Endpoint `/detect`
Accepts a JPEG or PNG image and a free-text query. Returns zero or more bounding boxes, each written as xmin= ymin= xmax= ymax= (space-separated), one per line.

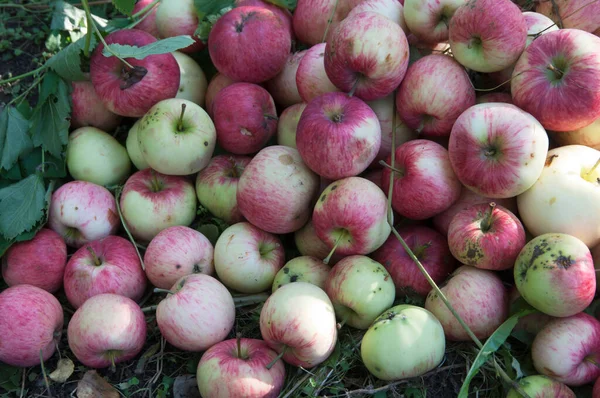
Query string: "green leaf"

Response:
xmin=0 ymin=106 xmax=33 ymax=171
xmin=0 ymin=363 xmax=20 ymax=393
xmin=51 ymin=1 xmax=87 ymax=31
xmin=20 ymin=148 xmax=67 ymax=179
xmin=30 ymin=73 xmax=71 ymax=158
xmin=46 ymin=34 xmax=97 ymax=81
xmin=112 ymin=0 xmax=136 ymax=16
xmin=196 ymin=224 xmax=220 ymax=246
xmin=458 ymin=308 xmax=538 ymax=398
xmin=263 ymin=0 xmax=297 ymax=11
xmin=0 ymin=174 xmax=46 ymax=240
xmin=194 ymin=5 xmax=234 ymax=42
xmin=102 ymin=35 xmax=196 ymax=60
xmin=193 ymin=0 xmax=235 ymax=41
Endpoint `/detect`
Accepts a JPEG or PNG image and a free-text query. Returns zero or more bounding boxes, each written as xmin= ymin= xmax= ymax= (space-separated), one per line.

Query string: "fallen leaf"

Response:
xmin=76 ymin=370 xmax=119 ymax=398
xmin=49 ymin=358 xmax=74 ymax=383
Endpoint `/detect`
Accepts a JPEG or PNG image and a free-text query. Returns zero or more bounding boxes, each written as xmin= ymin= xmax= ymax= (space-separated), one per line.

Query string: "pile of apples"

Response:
xmin=3 ymin=0 xmax=600 ymax=396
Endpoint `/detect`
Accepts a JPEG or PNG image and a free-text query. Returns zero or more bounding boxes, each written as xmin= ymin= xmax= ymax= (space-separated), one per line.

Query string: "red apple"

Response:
xmin=235 ymin=0 xmax=294 ymax=39
xmin=371 ymin=224 xmax=457 ymax=297
xmin=347 ymin=0 xmax=408 ymax=33
xmin=90 ymin=29 xmax=180 ymax=117
xmin=132 ymin=0 xmax=160 ymax=38
xmin=156 ymin=274 xmax=235 ymax=351
xmin=196 ymin=338 xmax=286 ymax=398
xmin=0 ymin=285 xmax=63 ymax=367
xmin=296 ymin=92 xmax=381 ymax=179
xmin=70 ymin=80 xmax=122 ymax=132
xmin=536 ymin=0 xmax=600 ymax=34
xmin=264 ymin=50 xmax=306 ymax=108
xmin=448 ymin=103 xmax=549 ymax=198
xmin=277 ymin=102 xmax=307 ymax=149
xmin=382 ymin=139 xmax=462 ymax=220
xmin=144 ymin=226 xmax=214 ymax=290
xmin=155 ymin=0 xmax=205 ymax=53
xmin=324 ymin=11 xmax=409 ymax=101
xmin=63 ymin=236 xmax=147 ymax=309
xmin=205 ymin=73 xmax=236 ymax=117
xmin=313 ymin=177 xmax=390 ymax=256
xmin=511 ymin=29 xmax=600 ymax=132
xmin=296 ymin=43 xmax=341 ymax=103
xmin=292 ymin=0 xmax=361 ymax=46
xmin=48 ymin=180 xmax=119 ymax=248
xmin=448 ymin=202 xmax=526 ymax=270
xmin=532 ymin=312 xmax=600 ymax=386
xmin=208 ymin=6 xmax=291 ymax=83
xmin=403 ymin=0 xmax=467 ymax=44
xmin=2 ymin=228 xmax=67 ymax=293
xmin=396 ymin=54 xmax=476 ymax=137
xmin=67 ymin=293 xmax=146 ymax=368
xmin=237 ymin=145 xmax=319 ymax=234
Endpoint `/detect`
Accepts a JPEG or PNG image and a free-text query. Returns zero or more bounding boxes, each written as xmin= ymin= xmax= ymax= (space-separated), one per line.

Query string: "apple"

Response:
xmin=292 ymin=0 xmax=361 ymax=46
xmin=403 ymin=0 xmax=467 ymax=44
xmin=313 ymin=177 xmax=390 ymax=256
xmin=264 ymin=50 xmax=305 ymax=108
xmin=324 ymin=11 xmax=409 ymax=101
xmin=172 ymin=51 xmax=208 ymax=107
xmin=506 ymin=375 xmax=576 ymax=398
xmin=195 ymin=154 xmax=252 ymax=225
xmin=448 ymin=103 xmax=549 ymax=198
xmin=234 ymin=0 xmax=294 ymax=39
xmin=371 ymin=224 xmax=456 ymax=297
xmin=425 ymin=265 xmax=509 ymax=341
xmin=212 ymin=83 xmax=278 ymax=155
xmin=205 ymin=73 xmax=236 ymax=117
xmin=382 ymin=139 xmax=462 ymax=220
xmin=66 ymin=126 xmax=131 ymax=186
xmin=214 ymin=222 xmax=285 ymax=293
xmin=347 ymin=0 xmax=408 ymax=32
xmin=366 ymin=93 xmax=417 ymax=166
xmin=509 ymin=287 xmax=556 ymax=338
xmin=196 ymin=337 xmax=286 ymax=398
xmin=120 ymin=169 xmax=197 ymax=242
xmin=0 ymin=284 xmax=64 ymax=367
xmin=48 ymin=180 xmax=119 ymax=248
xmin=155 ymin=0 xmax=205 ymax=53
xmin=517 ymin=145 xmax=600 ymax=248
xmin=432 ymin=186 xmax=518 ymax=237
xmin=296 ymin=43 xmax=341 ymax=103
xmin=272 ymin=256 xmax=330 ymax=292
xmin=156 ymin=274 xmax=235 ymax=351
xmin=2 ymin=228 xmax=67 ymax=293
xmin=324 ymin=255 xmax=395 ymax=329
xmin=131 ymin=0 xmax=160 ymax=38
xmin=360 ymin=304 xmax=445 ymax=380
xmin=523 ymin=11 xmax=559 ymax=48
xmin=475 ymin=92 xmax=513 ymax=105
xmin=144 ymin=226 xmax=214 ymax=290
xmin=125 ymin=119 xmax=150 ymax=170
xmin=536 ymin=0 xmax=600 ymax=33
xmin=237 ymin=145 xmax=320 ymax=234
xmin=67 ymin=293 xmax=146 ymax=368
xmin=137 ymin=98 xmax=216 ymax=175
xmin=514 ymin=233 xmax=596 ymax=318
xmin=259 ymin=282 xmax=337 ymax=368
xmin=90 ymin=29 xmax=180 ymax=118
xmin=550 ymin=117 xmax=600 ymax=150
xmin=208 ymin=6 xmax=291 ymax=83
xmin=296 ymin=92 xmax=381 ymax=179
xmin=70 ymin=80 xmax=122 ymax=132
xmin=277 ymin=103 xmax=307 ymax=149
xmin=294 ymin=219 xmax=343 ymax=264
xmin=511 ymin=29 xmax=600 ymax=132
xmin=448 ymin=202 xmax=526 ymax=271
xmin=64 ymin=236 xmax=147 ymax=309
xmin=448 ymin=0 xmax=527 ymax=73
xmin=396 ymin=54 xmax=475 ymax=137
xmin=532 ymin=312 xmax=600 ymax=386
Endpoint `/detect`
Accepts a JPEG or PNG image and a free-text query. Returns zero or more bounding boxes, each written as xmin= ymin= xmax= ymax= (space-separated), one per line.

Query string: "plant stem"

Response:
xmin=266 ymin=346 xmax=287 ymax=370
xmin=480 ymin=202 xmax=496 ymax=232
xmin=177 ymin=103 xmax=187 ymax=132
xmin=114 ymin=187 xmax=146 ymax=270
xmin=585 ymin=157 xmax=600 ymax=179
xmin=132 ymin=0 xmax=160 ymax=19
xmin=378 ymin=160 xmax=404 ymax=176
xmin=387 ymin=91 xmax=397 ymax=227
xmin=347 ymin=78 xmax=360 ymax=97
xmin=232 ymin=293 xmax=270 ymax=307
xmin=39 ymin=350 xmax=52 ymax=398
xmin=7 ymin=74 xmax=45 ymax=106
xmin=153 ymin=288 xmax=175 ymax=295
xmin=141 ymin=305 xmax=157 ymax=313
xmin=0 ymin=65 xmax=47 ymax=85
xmin=321 ymin=0 xmax=340 ymax=43
xmin=86 ymin=246 xmax=102 ymax=266
xmin=323 ymin=231 xmax=345 ymax=265
xmin=412 ymin=242 xmax=431 ymax=259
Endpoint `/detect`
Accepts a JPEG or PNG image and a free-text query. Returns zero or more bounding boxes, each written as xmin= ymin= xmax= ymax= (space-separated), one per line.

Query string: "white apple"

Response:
xmin=550 ymin=117 xmax=600 ymax=150
xmin=172 ymin=51 xmax=208 ymax=107
xmin=125 ymin=119 xmax=150 ymax=171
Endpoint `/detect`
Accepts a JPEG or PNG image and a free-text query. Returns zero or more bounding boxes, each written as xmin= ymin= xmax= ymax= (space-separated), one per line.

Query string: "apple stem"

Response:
xmin=585 ymin=356 xmax=600 ymax=369
xmin=86 ymin=246 xmax=102 ymax=266
xmin=547 ymin=63 xmax=564 ymax=80
xmin=266 ymin=346 xmax=287 ymax=370
xmin=416 ymin=119 xmax=425 ymax=135
xmin=337 ymin=318 xmax=347 ymax=330
xmin=480 ymin=202 xmax=496 ymax=232
xmin=378 ymin=160 xmax=404 ymax=177
xmin=141 ymin=305 xmax=157 ymax=313
xmin=236 ymin=333 xmax=244 ymax=359
xmin=412 ymin=241 xmax=432 ymax=259
xmin=585 ymin=157 xmax=600 ymax=180
xmin=177 ymin=103 xmax=187 ymax=132
xmin=232 ymin=293 xmax=270 ymax=307
xmin=153 ymin=288 xmax=175 ymax=295
xmin=323 ymin=231 xmax=345 ymax=265
xmin=347 ymin=78 xmax=360 ymax=98
xmin=108 ymin=352 xmax=117 ymax=373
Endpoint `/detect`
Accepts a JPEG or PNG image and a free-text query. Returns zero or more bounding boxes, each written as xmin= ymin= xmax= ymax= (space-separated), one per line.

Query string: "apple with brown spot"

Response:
xmin=272 ymin=256 xmax=330 ymax=292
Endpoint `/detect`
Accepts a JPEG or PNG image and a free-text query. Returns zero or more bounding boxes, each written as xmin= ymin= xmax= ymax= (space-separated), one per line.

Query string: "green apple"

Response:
xmin=277 ymin=103 xmax=307 ymax=149
xmin=506 ymin=375 xmax=575 ymax=398
xmin=360 ymin=304 xmax=445 ymax=381
xmin=272 ymin=256 xmax=330 ymax=292
xmin=172 ymin=51 xmax=208 ymax=107
xmin=66 ymin=126 xmax=131 ymax=186
xmin=125 ymin=119 xmax=149 ymax=171
xmin=324 ymin=255 xmax=395 ymax=329
xmin=137 ymin=98 xmax=216 ymax=176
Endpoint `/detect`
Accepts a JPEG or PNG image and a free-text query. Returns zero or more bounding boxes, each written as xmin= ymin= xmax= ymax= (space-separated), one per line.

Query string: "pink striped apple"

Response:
xmin=70 ymin=80 xmax=122 ymax=132
xmin=403 ymin=0 xmax=467 ymax=44
xmin=292 ymin=0 xmax=361 ymax=46
xmin=536 ymin=0 xmax=600 ymax=34
xmin=205 ymin=73 xmax=236 ymax=117
xmin=131 ymin=0 xmax=159 ymax=38
xmin=155 ymin=0 xmax=205 ymax=53
xmin=235 ymin=0 xmax=294 ymax=38
xmin=264 ymin=50 xmax=306 ymax=108
xmin=296 ymin=43 xmax=341 ymax=103
xmin=347 ymin=0 xmax=408 ymax=32
xmin=294 ymin=219 xmax=344 ymax=264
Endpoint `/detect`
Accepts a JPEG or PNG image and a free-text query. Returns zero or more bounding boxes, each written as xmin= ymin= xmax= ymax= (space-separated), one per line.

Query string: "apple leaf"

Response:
xmin=458 ymin=307 xmax=538 ymax=398
xmin=29 ymin=72 xmax=72 ymax=158
xmin=0 ymin=106 xmax=33 ymax=172
xmin=102 ymin=35 xmax=196 ymax=60
xmin=263 ymin=0 xmax=297 ymax=11
xmin=46 ymin=34 xmax=97 ymax=82
xmin=0 ymin=174 xmax=47 ymax=240
xmin=112 ymin=0 xmax=136 ymax=16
